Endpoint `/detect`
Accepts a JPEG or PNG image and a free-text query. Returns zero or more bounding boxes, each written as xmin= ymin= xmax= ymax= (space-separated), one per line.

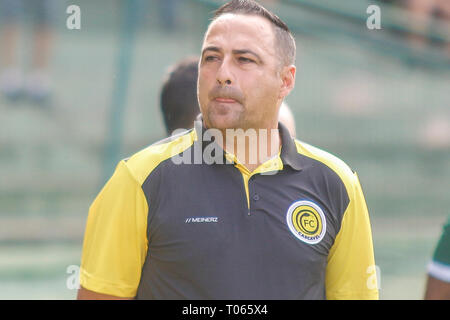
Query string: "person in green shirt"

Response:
xmin=424 ymin=216 xmax=450 ymax=299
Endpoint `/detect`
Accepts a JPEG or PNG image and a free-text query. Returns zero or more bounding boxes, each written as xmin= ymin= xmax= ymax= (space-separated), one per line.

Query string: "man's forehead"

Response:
xmin=203 ymin=13 xmax=275 ymax=48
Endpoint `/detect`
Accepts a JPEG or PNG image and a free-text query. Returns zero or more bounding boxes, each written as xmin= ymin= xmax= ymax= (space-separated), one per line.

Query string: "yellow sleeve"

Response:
xmin=79 ymin=160 xmax=149 ymax=298
xmin=325 ymin=173 xmax=379 ymax=300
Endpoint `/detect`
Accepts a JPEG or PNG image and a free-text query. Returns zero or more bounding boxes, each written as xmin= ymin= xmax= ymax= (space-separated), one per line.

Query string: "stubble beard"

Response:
xmin=205 ymin=101 xmax=247 ymax=131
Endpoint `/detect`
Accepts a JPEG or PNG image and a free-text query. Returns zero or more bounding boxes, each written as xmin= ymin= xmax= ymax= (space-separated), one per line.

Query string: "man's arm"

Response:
xmin=79 ymin=161 xmax=149 ymax=299
xmin=424 ymin=275 xmax=450 ymax=300
xmin=77 ymin=286 xmax=133 ymax=300
xmin=325 ymin=172 xmax=378 ymax=300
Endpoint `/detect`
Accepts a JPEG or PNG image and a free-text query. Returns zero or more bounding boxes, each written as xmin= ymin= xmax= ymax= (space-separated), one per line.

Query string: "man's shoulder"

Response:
xmin=122 ymin=129 xmax=196 ymax=185
xmin=293 ymin=139 xmax=358 ymax=190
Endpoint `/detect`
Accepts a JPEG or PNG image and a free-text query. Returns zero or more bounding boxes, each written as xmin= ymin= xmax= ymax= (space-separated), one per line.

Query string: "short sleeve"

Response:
xmin=325 ymin=173 xmax=379 ymax=300
xmin=79 ymin=160 xmax=149 ymax=298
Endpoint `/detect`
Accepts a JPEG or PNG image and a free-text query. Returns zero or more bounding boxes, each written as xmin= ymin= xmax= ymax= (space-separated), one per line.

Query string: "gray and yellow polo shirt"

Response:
xmin=80 ymin=120 xmax=378 ymax=299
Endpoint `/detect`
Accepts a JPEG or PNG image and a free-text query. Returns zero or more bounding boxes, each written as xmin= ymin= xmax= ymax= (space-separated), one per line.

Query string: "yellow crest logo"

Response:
xmin=286 ymin=200 xmax=326 ymax=244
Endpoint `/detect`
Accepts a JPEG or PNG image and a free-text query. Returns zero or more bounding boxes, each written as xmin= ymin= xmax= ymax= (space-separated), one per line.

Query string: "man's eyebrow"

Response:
xmin=201 ymin=47 xmax=262 ymax=62
xmin=201 ymin=46 xmax=221 ymax=57
xmin=232 ymin=49 xmax=262 ymax=61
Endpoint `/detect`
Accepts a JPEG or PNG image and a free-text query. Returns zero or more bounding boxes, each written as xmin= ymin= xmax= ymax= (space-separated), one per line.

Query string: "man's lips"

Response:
xmin=214 ymin=97 xmax=237 ymax=103
xmin=208 ymin=85 xmax=244 ymax=105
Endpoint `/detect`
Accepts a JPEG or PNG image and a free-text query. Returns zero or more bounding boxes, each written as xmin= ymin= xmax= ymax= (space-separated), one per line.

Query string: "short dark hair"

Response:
xmin=160 ymin=57 xmax=200 ymax=134
xmin=212 ymin=0 xmax=296 ymax=66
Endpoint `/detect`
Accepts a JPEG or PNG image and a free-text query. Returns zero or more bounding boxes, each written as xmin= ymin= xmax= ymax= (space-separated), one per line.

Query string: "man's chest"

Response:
xmin=144 ymin=164 xmax=344 ymax=265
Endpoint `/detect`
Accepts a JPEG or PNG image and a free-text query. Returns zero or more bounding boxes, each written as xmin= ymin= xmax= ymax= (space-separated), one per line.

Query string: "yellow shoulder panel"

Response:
xmin=80 ymin=160 xmax=149 ymax=297
xmin=294 ymin=139 xmax=355 ymax=193
xmin=295 ymin=140 xmax=378 ymax=300
xmin=79 ymin=130 xmax=196 ymax=298
xmin=126 ymin=130 xmax=196 ymax=185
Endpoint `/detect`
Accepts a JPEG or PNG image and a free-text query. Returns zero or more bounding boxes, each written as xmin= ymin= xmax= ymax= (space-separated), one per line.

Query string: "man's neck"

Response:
xmin=219 ymin=126 xmax=281 ymax=173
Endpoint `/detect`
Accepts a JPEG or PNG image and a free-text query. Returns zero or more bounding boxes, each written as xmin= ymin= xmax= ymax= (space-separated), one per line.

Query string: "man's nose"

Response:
xmin=216 ymin=58 xmax=234 ymax=86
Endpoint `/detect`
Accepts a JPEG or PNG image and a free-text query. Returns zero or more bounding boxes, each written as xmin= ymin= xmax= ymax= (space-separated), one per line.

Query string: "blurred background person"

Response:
xmin=160 ymin=56 xmax=296 ymax=137
xmin=278 ymin=100 xmax=296 ymax=138
xmin=406 ymin=0 xmax=450 ymax=56
xmin=424 ymin=216 xmax=450 ymax=299
xmin=0 ymin=0 xmax=55 ymax=104
xmin=160 ymin=56 xmax=200 ymax=135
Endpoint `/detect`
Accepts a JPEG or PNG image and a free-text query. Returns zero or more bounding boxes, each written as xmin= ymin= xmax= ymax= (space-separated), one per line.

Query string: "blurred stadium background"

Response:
xmin=0 ymin=0 xmax=449 ymax=299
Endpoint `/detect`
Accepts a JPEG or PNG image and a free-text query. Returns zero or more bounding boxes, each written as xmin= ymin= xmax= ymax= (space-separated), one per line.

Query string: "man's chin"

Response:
xmin=206 ymin=113 xmax=242 ymax=130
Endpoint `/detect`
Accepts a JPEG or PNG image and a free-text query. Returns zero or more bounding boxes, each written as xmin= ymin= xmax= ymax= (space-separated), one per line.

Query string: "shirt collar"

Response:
xmin=193 ymin=114 xmax=303 ymax=171
xmin=278 ymin=121 xmax=303 ymax=171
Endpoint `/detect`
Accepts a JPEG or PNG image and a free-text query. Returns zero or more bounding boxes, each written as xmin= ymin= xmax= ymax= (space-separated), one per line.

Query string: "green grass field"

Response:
xmin=0 ymin=0 xmax=449 ymax=299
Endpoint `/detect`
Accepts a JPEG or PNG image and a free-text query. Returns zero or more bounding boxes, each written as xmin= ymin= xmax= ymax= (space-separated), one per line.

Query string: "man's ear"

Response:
xmin=279 ymin=65 xmax=296 ymax=100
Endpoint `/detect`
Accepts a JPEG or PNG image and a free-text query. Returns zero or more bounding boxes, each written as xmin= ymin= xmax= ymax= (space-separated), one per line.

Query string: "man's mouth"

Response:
xmin=214 ymin=97 xmax=237 ymax=103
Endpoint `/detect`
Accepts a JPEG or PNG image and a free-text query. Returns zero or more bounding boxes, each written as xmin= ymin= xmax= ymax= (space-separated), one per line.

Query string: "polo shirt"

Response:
xmin=79 ymin=119 xmax=378 ymax=300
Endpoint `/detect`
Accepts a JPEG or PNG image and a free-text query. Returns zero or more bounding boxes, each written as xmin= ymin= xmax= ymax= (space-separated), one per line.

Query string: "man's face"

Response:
xmin=198 ymin=14 xmax=285 ymax=131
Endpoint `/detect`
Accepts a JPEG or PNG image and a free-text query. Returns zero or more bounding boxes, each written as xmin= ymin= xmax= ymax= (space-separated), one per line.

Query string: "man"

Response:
xmin=424 ymin=216 xmax=450 ymax=299
xmin=78 ymin=0 xmax=378 ymax=299
xmin=160 ymin=56 xmax=200 ymax=135
xmin=160 ymin=56 xmax=296 ymax=137
xmin=0 ymin=0 xmax=55 ymax=104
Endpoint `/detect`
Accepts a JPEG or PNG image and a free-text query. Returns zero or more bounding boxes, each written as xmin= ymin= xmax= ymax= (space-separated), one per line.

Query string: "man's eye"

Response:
xmin=239 ymin=57 xmax=254 ymax=63
xmin=205 ymin=56 xmax=218 ymax=62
